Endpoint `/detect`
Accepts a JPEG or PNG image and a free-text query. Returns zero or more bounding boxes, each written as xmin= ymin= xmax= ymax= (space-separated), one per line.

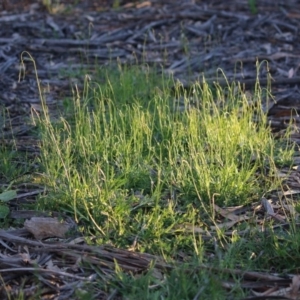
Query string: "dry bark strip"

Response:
xmin=1 ymin=0 xmax=300 ymax=115
xmin=1 ymin=226 xmax=299 ymax=299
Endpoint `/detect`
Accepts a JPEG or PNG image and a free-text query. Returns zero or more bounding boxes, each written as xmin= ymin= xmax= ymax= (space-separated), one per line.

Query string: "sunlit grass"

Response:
xmin=35 ymin=64 xmax=291 ymax=239
xmin=32 ymin=63 xmax=296 ymax=298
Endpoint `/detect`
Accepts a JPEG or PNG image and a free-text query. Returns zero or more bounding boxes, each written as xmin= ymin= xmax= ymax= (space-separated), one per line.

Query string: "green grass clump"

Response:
xmin=35 ymin=64 xmax=293 ymax=252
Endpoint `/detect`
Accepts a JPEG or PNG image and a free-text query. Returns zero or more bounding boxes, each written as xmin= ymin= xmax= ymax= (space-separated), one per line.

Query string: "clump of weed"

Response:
xmin=35 ymin=63 xmax=293 ymax=249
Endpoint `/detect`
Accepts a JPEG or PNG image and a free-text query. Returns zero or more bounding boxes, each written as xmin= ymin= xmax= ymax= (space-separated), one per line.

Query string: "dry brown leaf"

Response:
xmin=211 ymin=220 xmax=242 ymax=231
xmin=288 ymin=275 xmax=300 ymax=299
xmin=24 ymin=217 xmax=73 ymax=240
xmin=261 ymin=198 xmax=286 ymax=223
xmin=214 ymin=204 xmax=249 ymax=222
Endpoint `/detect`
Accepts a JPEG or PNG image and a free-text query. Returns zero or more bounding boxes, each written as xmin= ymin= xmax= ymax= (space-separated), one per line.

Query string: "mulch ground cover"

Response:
xmin=1 ymin=0 xmax=300 ymax=299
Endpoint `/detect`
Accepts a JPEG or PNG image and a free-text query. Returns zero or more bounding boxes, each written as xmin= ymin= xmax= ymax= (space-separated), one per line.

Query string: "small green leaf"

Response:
xmin=0 ymin=204 xmax=9 ymax=218
xmin=0 ymin=190 xmax=17 ymax=202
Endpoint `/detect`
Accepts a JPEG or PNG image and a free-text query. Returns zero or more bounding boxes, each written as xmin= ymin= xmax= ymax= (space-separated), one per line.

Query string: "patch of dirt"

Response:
xmin=1 ymin=0 xmax=300 ymax=298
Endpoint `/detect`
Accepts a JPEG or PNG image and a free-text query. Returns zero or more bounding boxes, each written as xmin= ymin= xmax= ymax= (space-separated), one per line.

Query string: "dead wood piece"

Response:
xmin=174 ymin=76 xmax=300 ymax=91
